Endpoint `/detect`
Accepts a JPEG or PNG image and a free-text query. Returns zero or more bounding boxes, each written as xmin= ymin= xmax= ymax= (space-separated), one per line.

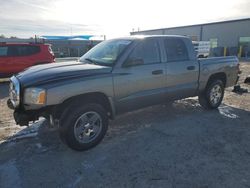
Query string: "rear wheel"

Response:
xmin=59 ymin=103 xmax=108 ymax=151
xmin=199 ymin=80 xmax=224 ymax=109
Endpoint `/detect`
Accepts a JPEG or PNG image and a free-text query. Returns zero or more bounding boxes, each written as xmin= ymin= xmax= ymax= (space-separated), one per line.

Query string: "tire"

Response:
xmin=59 ymin=103 xmax=108 ymax=151
xmin=199 ymin=80 xmax=224 ymax=109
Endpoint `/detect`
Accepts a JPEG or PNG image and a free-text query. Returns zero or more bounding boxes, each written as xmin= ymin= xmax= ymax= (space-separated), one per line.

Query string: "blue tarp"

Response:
xmin=41 ymin=35 xmax=94 ymax=40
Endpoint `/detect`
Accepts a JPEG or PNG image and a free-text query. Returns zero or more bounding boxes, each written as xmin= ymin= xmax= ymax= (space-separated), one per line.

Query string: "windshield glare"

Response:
xmin=79 ymin=39 xmax=132 ymax=66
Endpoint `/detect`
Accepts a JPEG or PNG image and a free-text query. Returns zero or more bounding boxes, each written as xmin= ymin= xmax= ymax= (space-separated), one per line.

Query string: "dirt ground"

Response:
xmin=0 ymin=61 xmax=250 ymax=188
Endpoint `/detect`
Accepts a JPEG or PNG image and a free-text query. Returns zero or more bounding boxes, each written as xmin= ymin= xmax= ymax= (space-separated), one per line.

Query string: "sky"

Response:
xmin=0 ymin=0 xmax=250 ymax=39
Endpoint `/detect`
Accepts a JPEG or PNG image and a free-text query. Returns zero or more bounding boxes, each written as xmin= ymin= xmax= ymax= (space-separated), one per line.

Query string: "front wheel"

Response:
xmin=59 ymin=103 xmax=108 ymax=151
xmin=199 ymin=80 xmax=225 ymax=109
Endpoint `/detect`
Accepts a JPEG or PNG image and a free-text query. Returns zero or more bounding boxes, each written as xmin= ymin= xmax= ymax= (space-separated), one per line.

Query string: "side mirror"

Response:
xmin=123 ymin=58 xmax=144 ymax=67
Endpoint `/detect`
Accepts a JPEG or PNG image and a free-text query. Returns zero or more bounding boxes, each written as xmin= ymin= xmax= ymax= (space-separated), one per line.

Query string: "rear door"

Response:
xmin=163 ymin=38 xmax=199 ymax=99
xmin=113 ymin=38 xmax=166 ymax=113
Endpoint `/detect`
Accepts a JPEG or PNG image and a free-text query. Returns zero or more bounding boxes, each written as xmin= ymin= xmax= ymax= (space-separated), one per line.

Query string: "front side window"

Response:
xmin=164 ymin=38 xmax=189 ymax=62
xmin=80 ymin=39 xmax=132 ymax=66
xmin=0 ymin=46 xmax=8 ymax=56
xmin=128 ymin=39 xmax=160 ymax=65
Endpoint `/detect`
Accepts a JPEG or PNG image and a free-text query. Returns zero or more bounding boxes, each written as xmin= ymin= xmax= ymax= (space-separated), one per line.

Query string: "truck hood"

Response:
xmin=16 ymin=61 xmax=112 ymax=87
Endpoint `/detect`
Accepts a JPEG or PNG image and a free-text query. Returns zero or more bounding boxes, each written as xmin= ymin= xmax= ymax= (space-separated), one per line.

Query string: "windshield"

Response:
xmin=79 ymin=39 xmax=132 ymax=66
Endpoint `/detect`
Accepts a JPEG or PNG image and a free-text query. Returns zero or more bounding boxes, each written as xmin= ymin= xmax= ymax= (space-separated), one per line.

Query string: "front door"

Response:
xmin=113 ymin=38 xmax=166 ymax=114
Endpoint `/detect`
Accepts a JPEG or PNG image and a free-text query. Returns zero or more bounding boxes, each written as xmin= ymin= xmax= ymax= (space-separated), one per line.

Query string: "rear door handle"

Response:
xmin=187 ymin=66 xmax=195 ymax=70
xmin=152 ymin=70 xmax=163 ymax=75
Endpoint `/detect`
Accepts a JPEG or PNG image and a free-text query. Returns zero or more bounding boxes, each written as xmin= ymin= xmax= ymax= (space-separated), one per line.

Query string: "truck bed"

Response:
xmin=198 ymin=56 xmax=239 ymax=91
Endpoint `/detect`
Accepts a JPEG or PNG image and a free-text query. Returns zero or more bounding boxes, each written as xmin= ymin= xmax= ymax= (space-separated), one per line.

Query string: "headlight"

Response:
xmin=9 ymin=76 xmax=20 ymax=108
xmin=24 ymin=88 xmax=46 ymax=105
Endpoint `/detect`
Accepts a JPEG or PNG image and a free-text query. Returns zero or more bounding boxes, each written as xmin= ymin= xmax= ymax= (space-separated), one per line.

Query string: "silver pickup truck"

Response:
xmin=7 ymin=35 xmax=239 ymax=151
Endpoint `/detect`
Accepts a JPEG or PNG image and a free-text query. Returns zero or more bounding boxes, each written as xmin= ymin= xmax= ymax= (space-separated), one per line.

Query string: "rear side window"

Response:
xmin=128 ymin=39 xmax=160 ymax=65
xmin=0 ymin=46 xmax=8 ymax=56
xmin=8 ymin=45 xmax=40 ymax=56
xmin=164 ymin=38 xmax=189 ymax=62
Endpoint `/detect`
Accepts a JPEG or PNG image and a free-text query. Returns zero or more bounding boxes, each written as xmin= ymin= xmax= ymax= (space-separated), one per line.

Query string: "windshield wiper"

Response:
xmin=84 ymin=58 xmax=98 ymax=65
xmin=83 ymin=58 xmax=112 ymax=67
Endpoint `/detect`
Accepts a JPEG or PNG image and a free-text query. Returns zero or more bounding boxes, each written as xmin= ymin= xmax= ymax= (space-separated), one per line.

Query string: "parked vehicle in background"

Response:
xmin=193 ymin=41 xmax=211 ymax=58
xmin=0 ymin=43 xmax=55 ymax=78
xmin=7 ymin=35 xmax=240 ymax=151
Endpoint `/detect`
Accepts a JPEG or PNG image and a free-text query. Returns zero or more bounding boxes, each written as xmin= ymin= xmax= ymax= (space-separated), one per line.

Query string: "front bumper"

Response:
xmin=8 ymin=100 xmax=53 ymax=126
xmin=13 ymin=110 xmax=40 ymax=126
xmin=8 ymin=99 xmax=41 ymax=126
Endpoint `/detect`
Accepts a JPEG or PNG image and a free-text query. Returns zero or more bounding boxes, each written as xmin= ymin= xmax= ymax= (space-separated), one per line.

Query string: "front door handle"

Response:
xmin=152 ymin=70 xmax=163 ymax=75
xmin=187 ymin=66 xmax=195 ymax=70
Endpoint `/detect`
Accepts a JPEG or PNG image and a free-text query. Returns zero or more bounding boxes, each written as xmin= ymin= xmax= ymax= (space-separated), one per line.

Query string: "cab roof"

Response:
xmin=113 ymin=35 xmax=189 ymax=41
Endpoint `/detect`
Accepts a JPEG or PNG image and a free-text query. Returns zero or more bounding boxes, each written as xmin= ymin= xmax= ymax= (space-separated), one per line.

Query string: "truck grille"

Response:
xmin=9 ymin=76 xmax=20 ymax=108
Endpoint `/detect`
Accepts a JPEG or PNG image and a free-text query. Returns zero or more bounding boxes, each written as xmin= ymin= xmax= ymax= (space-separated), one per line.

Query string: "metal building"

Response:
xmin=0 ymin=35 xmax=103 ymax=58
xmin=131 ymin=18 xmax=250 ymax=57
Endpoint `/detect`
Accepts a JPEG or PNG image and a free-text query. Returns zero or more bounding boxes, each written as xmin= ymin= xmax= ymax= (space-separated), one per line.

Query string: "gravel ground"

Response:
xmin=0 ymin=61 xmax=250 ymax=188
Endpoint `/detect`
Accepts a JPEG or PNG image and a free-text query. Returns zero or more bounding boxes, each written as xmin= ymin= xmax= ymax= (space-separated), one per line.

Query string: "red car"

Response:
xmin=0 ymin=43 xmax=55 ymax=78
